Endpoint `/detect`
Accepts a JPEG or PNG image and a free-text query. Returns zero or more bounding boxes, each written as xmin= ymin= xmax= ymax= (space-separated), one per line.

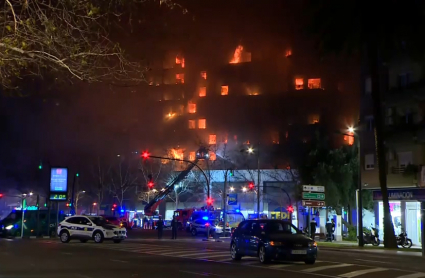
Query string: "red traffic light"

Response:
xmin=0 ymin=193 xmax=3 ymax=198
xmin=206 ymin=197 xmax=213 ymax=206
xmin=141 ymin=151 xmax=150 ymax=159
xmin=66 ymin=203 xmax=70 ymax=207
xmin=248 ymin=182 xmax=255 ymax=191
xmin=113 ymin=204 xmax=117 ymax=208
xmin=148 ymin=181 xmax=154 ymax=189
xmin=287 ymin=205 xmax=294 ymax=213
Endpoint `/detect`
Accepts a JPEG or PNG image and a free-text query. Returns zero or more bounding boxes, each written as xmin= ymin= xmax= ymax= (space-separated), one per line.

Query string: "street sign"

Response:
xmin=302 ymin=200 xmax=325 ymax=207
xmin=302 ymin=192 xmax=325 ymax=200
xmin=228 ymin=193 xmax=238 ymax=205
xmin=303 ymin=185 xmax=325 ymax=192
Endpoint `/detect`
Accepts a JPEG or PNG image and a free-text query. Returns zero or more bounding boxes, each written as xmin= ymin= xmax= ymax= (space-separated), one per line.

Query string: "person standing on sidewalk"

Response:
xmin=157 ymin=216 xmax=164 ymax=239
xmin=310 ymin=217 xmax=317 ymax=240
xmin=171 ymin=215 xmax=177 ymax=239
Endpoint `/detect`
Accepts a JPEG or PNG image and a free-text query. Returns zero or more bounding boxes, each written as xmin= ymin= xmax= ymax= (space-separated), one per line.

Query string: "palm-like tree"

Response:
xmin=303 ymin=0 xmax=425 ymax=248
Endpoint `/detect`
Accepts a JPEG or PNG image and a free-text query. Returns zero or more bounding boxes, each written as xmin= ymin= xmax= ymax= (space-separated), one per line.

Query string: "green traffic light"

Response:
xmin=38 ymin=165 xmax=42 ymax=170
xmin=76 ymin=173 xmax=79 ymax=177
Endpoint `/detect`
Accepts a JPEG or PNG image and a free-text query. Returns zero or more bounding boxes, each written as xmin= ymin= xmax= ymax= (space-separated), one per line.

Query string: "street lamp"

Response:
xmin=242 ymin=187 xmax=247 ymax=193
xmin=229 ymin=186 xmax=235 ymax=192
xmin=247 ymin=147 xmax=254 ymax=154
xmin=244 ymin=146 xmax=261 ymax=218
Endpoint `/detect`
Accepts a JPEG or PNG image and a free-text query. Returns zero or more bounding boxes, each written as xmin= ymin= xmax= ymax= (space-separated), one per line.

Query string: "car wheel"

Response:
xmin=59 ymin=231 xmax=70 ymax=243
xmin=113 ymin=239 xmax=122 ymax=243
xmin=230 ymin=242 xmax=242 ymax=260
xmin=305 ymin=258 xmax=316 ymax=265
xmin=80 ymin=239 xmax=88 ymax=243
xmin=258 ymin=245 xmax=270 ymax=264
xmin=93 ymin=231 xmax=104 ymax=243
xmin=191 ymin=228 xmax=197 ymax=236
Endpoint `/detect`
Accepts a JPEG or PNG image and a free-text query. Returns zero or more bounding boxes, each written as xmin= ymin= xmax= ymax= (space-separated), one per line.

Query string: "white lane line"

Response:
xmin=268 ymin=264 xmax=293 ymax=268
xmin=355 ymin=259 xmax=391 ymax=264
xmin=110 ymin=259 xmax=128 ymax=263
xmin=200 ymin=253 xmax=230 ymax=259
xmin=242 ymin=260 xmax=259 ymax=265
xmin=339 ymin=267 xmax=387 ymax=277
xmin=216 ymin=258 xmax=233 ymax=262
xmin=397 ymin=273 xmax=425 ymax=278
xmin=179 ymin=251 xmax=225 ymax=257
xmin=304 ymin=264 xmax=353 ymax=273
xmin=161 ymin=250 xmax=201 ymax=255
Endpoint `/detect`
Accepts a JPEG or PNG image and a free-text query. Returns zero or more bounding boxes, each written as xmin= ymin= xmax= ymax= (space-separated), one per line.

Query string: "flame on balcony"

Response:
xmin=176 ymin=56 xmax=185 ymax=68
xmin=169 ymin=148 xmax=184 ymax=160
xmin=229 ymin=45 xmax=244 ymax=64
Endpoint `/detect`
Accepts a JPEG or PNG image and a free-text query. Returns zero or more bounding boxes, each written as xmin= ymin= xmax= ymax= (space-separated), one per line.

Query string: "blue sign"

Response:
xmin=373 ymin=188 xmax=425 ymax=201
xmin=228 ymin=193 xmax=238 ymax=205
xmin=50 ymin=168 xmax=68 ymax=192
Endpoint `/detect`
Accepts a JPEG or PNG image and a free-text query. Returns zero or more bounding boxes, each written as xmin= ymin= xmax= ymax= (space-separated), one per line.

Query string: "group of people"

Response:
xmin=142 ymin=216 xmax=155 ymax=229
xmin=308 ymin=217 xmax=335 ymax=241
xmin=156 ymin=215 xmax=178 ymax=240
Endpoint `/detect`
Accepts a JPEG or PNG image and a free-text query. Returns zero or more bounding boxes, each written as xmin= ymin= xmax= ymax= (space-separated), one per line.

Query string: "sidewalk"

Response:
xmin=317 ymin=241 xmax=423 ymax=256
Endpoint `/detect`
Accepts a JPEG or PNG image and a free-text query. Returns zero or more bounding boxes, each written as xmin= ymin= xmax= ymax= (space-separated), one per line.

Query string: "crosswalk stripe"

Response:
xmin=161 ymin=250 xmax=201 ymax=255
xmin=216 ymin=258 xmax=233 ymax=262
xmin=179 ymin=251 xmax=225 ymax=257
xmin=269 ymin=264 xmax=292 ymax=268
xmin=339 ymin=267 xmax=387 ymax=277
xmin=303 ymin=263 xmax=352 ymax=273
xmin=200 ymin=253 xmax=230 ymax=259
xmin=397 ymin=273 xmax=425 ymax=278
xmin=242 ymin=260 xmax=258 ymax=265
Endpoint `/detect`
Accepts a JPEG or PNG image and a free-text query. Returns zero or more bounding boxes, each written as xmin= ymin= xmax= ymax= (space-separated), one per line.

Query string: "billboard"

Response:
xmin=49 ymin=168 xmax=68 ymax=201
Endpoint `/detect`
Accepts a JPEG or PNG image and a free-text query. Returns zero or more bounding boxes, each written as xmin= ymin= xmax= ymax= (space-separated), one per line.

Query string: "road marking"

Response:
xmin=110 ymin=259 xmax=128 ymax=263
xmin=269 ymin=264 xmax=293 ymax=268
xmin=304 ymin=263 xmax=352 ymax=273
xmin=216 ymin=258 xmax=233 ymax=262
xmin=179 ymin=270 xmax=209 ymax=276
xmin=200 ymin=253 xmax=230 ymax=259
xmin=161 ymin=250 xmax=201 ymax=255
xmin=339 ymin=267 xmax=387 ymax=277
xmin=242 ymin=260 xmax=258 ymax=265
xmin=355 ymin=259 xmax=391 ymax=264
xmin=61 ymin=252 xmax=73 ymax=255
xmin=397 ymin=273 xmax=425 ymax=278
xmin=179 ymin=251 xmax=225 ymax=257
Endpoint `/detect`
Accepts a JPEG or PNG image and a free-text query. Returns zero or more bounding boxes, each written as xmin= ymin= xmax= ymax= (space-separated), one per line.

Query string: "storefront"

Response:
xmin=373 ymin=188 xmax=423 ymax=245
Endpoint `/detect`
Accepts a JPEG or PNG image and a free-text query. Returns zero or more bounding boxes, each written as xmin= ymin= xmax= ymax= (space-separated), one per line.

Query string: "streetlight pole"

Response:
xmin=257 ymin=149 xmax=260 ymax=218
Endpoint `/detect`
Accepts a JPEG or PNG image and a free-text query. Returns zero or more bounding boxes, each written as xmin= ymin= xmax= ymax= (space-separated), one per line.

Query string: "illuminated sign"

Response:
xmin=228 ymin=194 xmax=238 ymax=205
xmin=49 ymin=167 xmax=68 ymax=201
xmin=49 ymin=193 xmax=67 ymax=201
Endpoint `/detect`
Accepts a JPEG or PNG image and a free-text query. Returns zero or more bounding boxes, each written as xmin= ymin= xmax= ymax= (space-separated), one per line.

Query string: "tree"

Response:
xmin=167 ymin=171 xmax=196 ymax=209
xmin=92 ymin=156 xmax=111 ymax=212
xmin=109 ymin=156 xmax=138 ymax=209
xmin=302 ymin=0 xmax=425 ymax=247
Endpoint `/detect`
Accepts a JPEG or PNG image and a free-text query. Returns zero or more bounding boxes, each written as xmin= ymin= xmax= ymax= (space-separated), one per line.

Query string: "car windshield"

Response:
xmin=89 ymin=217 xmax=107 ymax=226
xmin=263 ymin=221 xmax=299 ymax=235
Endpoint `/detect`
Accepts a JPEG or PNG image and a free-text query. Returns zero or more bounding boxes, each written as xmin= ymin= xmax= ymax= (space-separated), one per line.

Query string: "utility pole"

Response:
xmin=223 ymin=170 xmax=228 ymax=236
xmin=356 ymin=132 xmax=364 ymax=247
xmin=36 ymin=194 xmax=40 ymax=237
xmin=71 ymin=173 xmax=77 ymax=215
xmin=257 ymin=147 xmax=261 ymax=218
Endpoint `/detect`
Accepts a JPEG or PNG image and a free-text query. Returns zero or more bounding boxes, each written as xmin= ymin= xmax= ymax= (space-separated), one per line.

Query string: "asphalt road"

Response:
xmin=1 ymin=236 xmax=425 ymax=278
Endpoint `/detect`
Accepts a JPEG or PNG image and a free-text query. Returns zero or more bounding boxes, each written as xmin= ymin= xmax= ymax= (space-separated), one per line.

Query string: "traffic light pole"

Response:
xmin=71 ymin=174 xmax=76 ymax=215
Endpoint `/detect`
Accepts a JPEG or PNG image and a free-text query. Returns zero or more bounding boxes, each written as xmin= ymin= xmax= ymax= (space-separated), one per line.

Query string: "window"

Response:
xmin=188 ymin=120 xmax=196 ymax=129
xmin=295 ymin=78 xmax=304 ymax=90
xmin=209 ymin=134 xmax=217 ymax=145
xmin=308 ymin=114 xmax=320 ymax=124
xmin=198 ymin=119 xmax=206 ymax=129
xmin=365 ymin=77 xmax=372 ymax=94
xmin=221 ymin=85 xmax=229 ymax=96
xmin=176 ymin=56 xmax=185 ymax=68
xmin=199 ymin=87 xmax=206 ymax=97
xmin=176 ymin=73 xmax=185 ymax=84
xmin=308 ymin=78 xmax=321 ymax=89
xmin=209 ymin=151 xmax=216 ymax=161
xmin=188 ymin=102 xmax=196 ymax=114
xmin=200 ymin=71 xmax=207 ymax=80
xmin=365 ymin=154 xmax=375 ymax=170
xmin=189 ymin=152 xmax=196 ymax=161
xmin=285 ymin=48 xmax=292 ymax=57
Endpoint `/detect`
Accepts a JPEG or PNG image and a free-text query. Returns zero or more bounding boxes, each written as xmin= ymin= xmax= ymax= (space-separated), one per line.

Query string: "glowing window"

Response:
xmin=201 ymin=71 xmax=207 ymax=80
xmin=209 ymin=134 xmax=217 ymax=145
xmin=308 ymin=78 xmax=321 ymax=89
xmin=188 ymin=120 xmax=196 ymax=129
xmin=189 ymin=151 xmax=196 ymax=161
xmin=198 ymin=119 xmax=206 ymax=129
xmin=176 ymin=56 xmax=185 ymax=68
xmin=308 ymin=115 xmax=320 ymax=124
xmin=295 ymin=78 xmax=304 ymax=90
xmin=221 ymin=86 xmax=229 ymax=96
xmin=209 ymin=151 xmax=216 ymax=161
xmin=344 ymin=132 xmax=354 ymax=146
xmin=176 ymin=73 xmax=185 ymax=84
xmin=285 ymin=49 xmax=292 ymax=57
xmin=188 ymin=102 xmax=196 ymax=114
xmin=199 ymin=87 xmax=206 ymax=97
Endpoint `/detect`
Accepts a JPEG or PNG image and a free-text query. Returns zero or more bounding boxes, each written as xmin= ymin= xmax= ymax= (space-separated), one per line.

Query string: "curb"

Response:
xmin=318 ymin=247 xmax=422 ymax=256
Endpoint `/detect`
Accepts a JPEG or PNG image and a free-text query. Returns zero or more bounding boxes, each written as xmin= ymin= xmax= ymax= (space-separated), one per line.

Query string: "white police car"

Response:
xmin=57 ymin=215 xmax=127 ymax=243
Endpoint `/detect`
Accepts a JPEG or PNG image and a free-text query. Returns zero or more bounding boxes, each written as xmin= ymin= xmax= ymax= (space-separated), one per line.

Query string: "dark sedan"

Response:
xmin=230 ymin=219 xmax=318 ymax=264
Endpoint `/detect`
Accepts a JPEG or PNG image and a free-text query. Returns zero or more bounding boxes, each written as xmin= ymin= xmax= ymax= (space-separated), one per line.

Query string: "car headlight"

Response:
xmin=269 ymin=241 xmax=283 ymax=246
xmin=5 ymin=225 xmax=13 ymax=230
xmin=309 ymin=241 xmax=318 ymax=248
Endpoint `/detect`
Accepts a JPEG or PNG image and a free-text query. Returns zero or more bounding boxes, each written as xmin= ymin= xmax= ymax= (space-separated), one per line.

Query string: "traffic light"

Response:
xmin=113 ymin=204 xmax=117 ymax=208
xmin=76 ymin=173 xmax=79 ymax=177
xmin=229 ymin=169 xmax=234 ymax=176
xmin=0 ymin=193 xmax=3 ymax=198
xmin=38 ymin=164 xmax=42 ymax=170
xmin=287 ymin=205 xmax=294 ymax=213
xmin=206 ymin=197 xmax=213 ymax=206
xmin=141 ymin=151 xmax=150 ymax=159
xmin=248 ymin=182 xmax=255 ymax=191
xmin=66 ymin=203 xmax=70 ymax=207
xmin=147 ymin=174 xmax=154 ymax=189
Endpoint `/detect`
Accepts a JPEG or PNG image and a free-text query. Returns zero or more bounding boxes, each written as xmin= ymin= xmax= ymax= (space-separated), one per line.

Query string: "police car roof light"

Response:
xmin=202 ymin=216 xmax=209 ymax=220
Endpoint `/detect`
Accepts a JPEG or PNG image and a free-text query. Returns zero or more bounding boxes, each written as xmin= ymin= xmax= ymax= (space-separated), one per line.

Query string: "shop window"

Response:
xmin=199 ymin=87 xmax=206 ymax=97
xmin=176 ymin=56 xmax=185 ymax=68
xmin=295 ymin=78 xmax=304 ymax=90
xmin=189 ymin=151 xmax=196 ymax=161
xmin=188 ymin=102 xmax=196 ymax=114
xmin=188 ymin=120 xmax=196 ymax=129
xmin=176 ymin=73 xmax=185 ymax=84
xmin=209 ymin=134 xmax=217 ymax=145
xmin=201 ymin=71 xmax=207 ymax=80
xmin=221 ymin=85 xmax=229 ymax=96
xmin=308 ymin=78 xmax=321 ymax=89
xmin=198 ymin=119 xmax=206 ymax=129
xmin=209 ymin=151 xmax=216 ymax=161
xmin=365 ymin=154 xmax=375 ymax=170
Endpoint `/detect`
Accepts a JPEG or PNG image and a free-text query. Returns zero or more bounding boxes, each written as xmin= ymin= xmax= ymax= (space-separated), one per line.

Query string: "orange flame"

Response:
xmin=230 ymin=45 xmax=244 ymax=64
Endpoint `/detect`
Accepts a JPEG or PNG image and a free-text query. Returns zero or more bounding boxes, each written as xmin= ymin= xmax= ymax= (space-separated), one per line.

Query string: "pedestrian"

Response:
xmin=310 ymin=217 xmax=317 ymax=240
xmin=143 ymin=216 xmax=148 ymax=229
xmin=171 ymin=215 xmax=177 ymax=239
xmin=150 ymin=217 xmax=154 ymax=230
xmin=331 ymin=218 xmax=336 ymax=241
xmin=325 ymin=218 xmax=333 ymax=242
xmin=157 ymin=216 xmax=164 ymax=239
